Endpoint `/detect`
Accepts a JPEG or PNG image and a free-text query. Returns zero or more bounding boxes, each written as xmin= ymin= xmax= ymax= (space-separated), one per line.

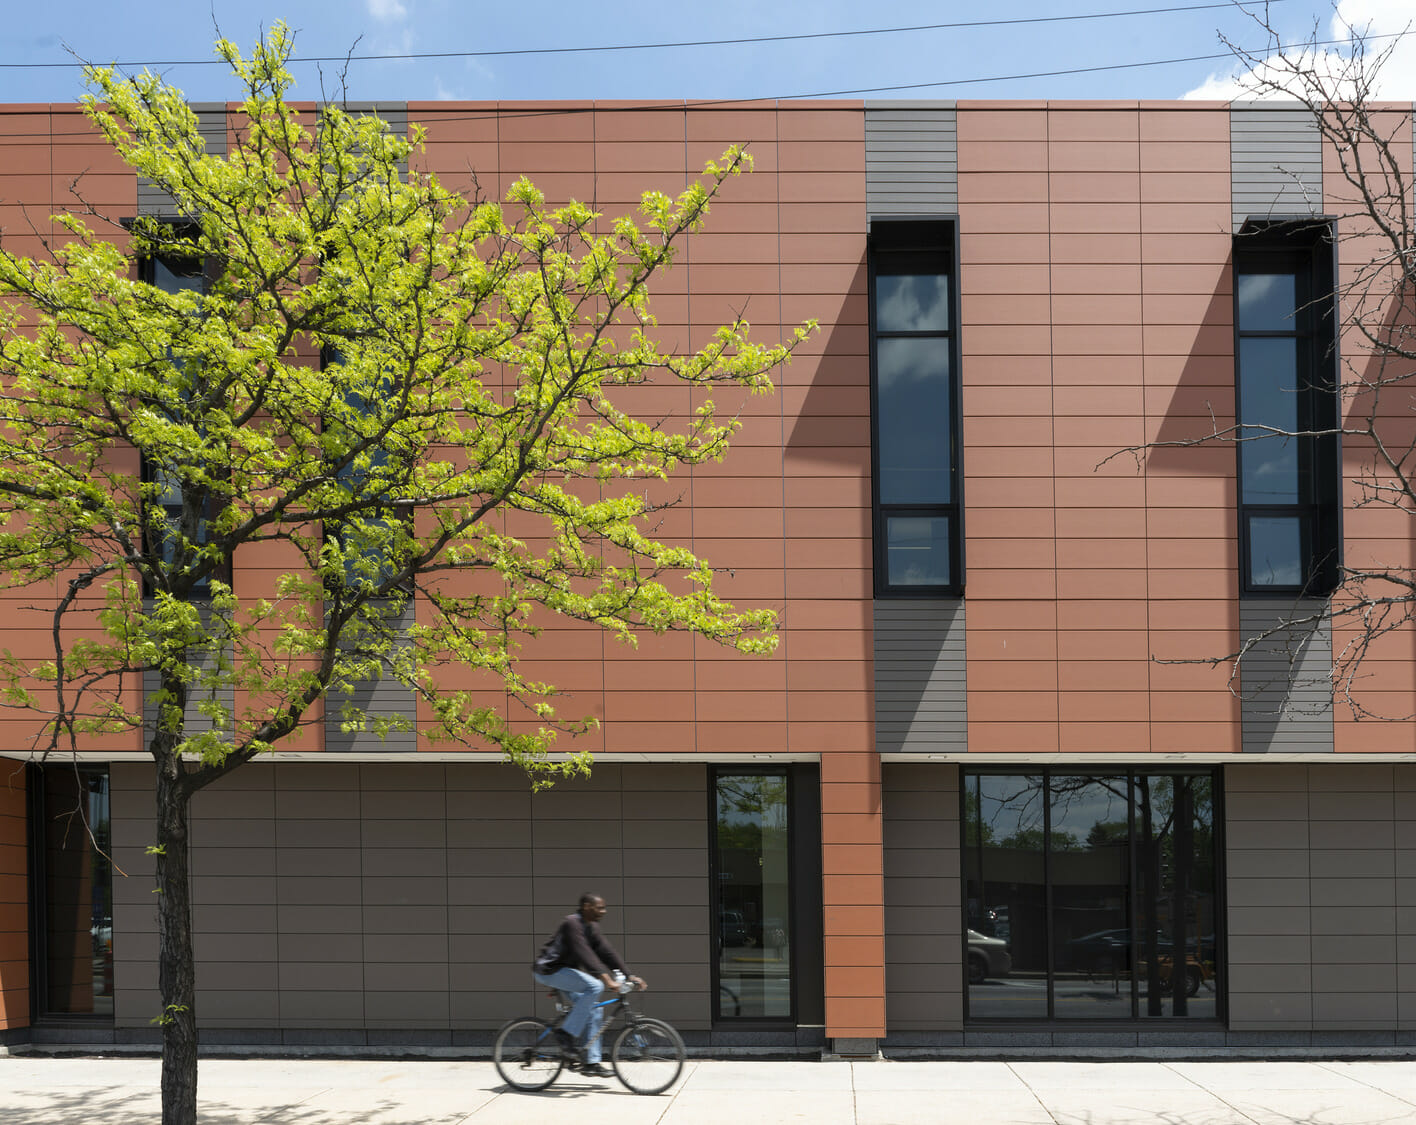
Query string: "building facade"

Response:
xmin=3 ymin=95 xmax=1416 ymax=1055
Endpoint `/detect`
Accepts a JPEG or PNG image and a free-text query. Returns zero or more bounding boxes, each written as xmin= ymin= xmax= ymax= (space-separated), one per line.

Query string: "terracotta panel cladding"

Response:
xmin=955 ymin=103 xmax=1244 ymax=756
xmin=1330 ymin=109 xmax=1415 ymax=746
xmin=0 ymin=765 xmax=26 ymax=1030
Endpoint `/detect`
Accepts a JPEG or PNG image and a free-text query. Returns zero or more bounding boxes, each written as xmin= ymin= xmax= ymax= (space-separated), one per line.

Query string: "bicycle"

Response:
xmin=493 ymin=981 xmax=686 ymax=1096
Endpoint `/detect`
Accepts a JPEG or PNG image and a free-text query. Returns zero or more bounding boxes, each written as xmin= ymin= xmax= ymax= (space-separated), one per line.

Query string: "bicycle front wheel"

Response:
xmin=611 ymin=1017 xmax=685 ymax=1095
xmin=493 ymin=1016 xmax=564 ymax=1091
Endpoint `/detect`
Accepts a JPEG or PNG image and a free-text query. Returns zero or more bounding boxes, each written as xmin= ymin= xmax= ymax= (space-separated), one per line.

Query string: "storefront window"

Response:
xmin=714 ymin=772 xmax=792 ymax=1019
xmin=964 ymin=770 xmax=1218 ymax=1021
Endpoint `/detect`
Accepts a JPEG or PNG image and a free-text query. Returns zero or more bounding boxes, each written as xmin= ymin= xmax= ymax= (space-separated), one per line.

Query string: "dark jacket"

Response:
xmin=535 ymin=911 xmax=629 ymax=977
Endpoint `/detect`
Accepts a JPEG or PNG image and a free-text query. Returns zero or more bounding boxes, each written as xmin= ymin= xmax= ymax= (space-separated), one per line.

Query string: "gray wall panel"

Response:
xmin=141 ymin=606 xmax=234 ymax=748
xmin=865 ymin=103 xmax=957 ymax=215
xmin=137 ymin=105 xmax=229 ymax=217
xmin=1230 ymin=103 xmax=1324 ymax=231
xmin=875 ymin=599 xmax=967 ymax=752
xmin=109 ymin=759 xmax=712 ymax=1036
xmin=882 ymin=763 xmax=962 ymax=1032
xmin=1226 ymin=763 xmax=1412 ymax=1032
xmin=1239 ymin=599 xmax=1334 ymax=753
xmin=325 ymin=604 xmax=417 ymax=753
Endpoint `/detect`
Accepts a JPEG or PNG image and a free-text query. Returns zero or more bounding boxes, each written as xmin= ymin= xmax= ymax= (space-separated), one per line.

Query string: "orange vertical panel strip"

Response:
xmin=820 ymin=750 xmax=883 ymax=1037
xmin=0 ymin=767 xmax=29 ymax=1031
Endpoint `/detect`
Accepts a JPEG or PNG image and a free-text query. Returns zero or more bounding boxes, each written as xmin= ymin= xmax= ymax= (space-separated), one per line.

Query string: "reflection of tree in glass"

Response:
xmin=1086 ymin=821 xmax=1128 ymax=848
xmin=716 ymin=775 xmax=787 ymax=850
xmin=962 ymin=787 xmax=993 ymax=846
xmin=970 ymin=771 xmax=1216 ymax=1016
xmin=998 ymin=826 xmax=1082 ymax=852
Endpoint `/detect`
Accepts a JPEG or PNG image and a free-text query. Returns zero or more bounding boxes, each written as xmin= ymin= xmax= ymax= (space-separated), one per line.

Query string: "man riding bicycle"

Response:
xmin=533 ymin=893 xmax=647 ymax=1078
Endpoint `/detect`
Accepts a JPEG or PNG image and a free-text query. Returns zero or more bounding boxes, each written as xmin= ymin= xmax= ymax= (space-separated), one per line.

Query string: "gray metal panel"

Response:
xmin=331 ymin=101 xmax=409 ymax=180
xmin=1239 ymin=599 xmax=1334 ymax=753
xmin=325 ymin=603 xmax=417 ymax=753
xmin=336 ymin=102 xmax=408 ymax=139
xmin=140 ymin=603 xmax=233 ymax=746
xmin=875 ymin=599 xmax=967 ymax=752
xmin=111 ymin=759 xmax=713 ymax=1034
xmin=865 ymin=105 xmax=957 ymax=216
xmin=883 ymin=763 xmax=962 ymax=1031
xmin=1230 ymin=103 xmax=1324 ymax=231
xmin=137 ymin=106 xmax=227 ymax=217
xmin=1226 ymin=763 xmax=1411 ymax=1032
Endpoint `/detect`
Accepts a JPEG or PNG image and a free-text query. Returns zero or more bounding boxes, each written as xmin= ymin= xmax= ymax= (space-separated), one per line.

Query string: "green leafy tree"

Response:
xmin=0 ymin=27 xmax=811 ymax=1125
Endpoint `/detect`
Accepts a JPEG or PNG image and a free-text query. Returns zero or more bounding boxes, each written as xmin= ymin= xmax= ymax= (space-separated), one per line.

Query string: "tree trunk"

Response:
xmin=155 ymin=754 xmax=198 ymax=1125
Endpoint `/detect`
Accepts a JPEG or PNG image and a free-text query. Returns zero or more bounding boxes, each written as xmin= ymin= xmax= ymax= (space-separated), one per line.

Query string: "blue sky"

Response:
xmin=0 ymin=0 xmax=1411 ymax=105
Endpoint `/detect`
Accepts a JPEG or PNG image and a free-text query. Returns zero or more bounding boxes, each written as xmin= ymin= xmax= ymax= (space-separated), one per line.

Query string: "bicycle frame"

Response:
xmin=548 ymin=988 xmax=634 ymax=1056
xmin=495 ymin=982 xmax=686 ymax=1096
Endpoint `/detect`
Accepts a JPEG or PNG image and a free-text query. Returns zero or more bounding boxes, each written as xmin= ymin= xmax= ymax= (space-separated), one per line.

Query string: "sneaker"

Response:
xmin=553 ymin=1028 xmax=580 ymax=1060
xmin=579 ymin=1063 xmax=613 ymax=1078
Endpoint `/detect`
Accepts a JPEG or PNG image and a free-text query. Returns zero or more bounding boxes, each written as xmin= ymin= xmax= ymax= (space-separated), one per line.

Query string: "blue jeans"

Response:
xmin=534 ymin=966 xmax=606 ymax=1063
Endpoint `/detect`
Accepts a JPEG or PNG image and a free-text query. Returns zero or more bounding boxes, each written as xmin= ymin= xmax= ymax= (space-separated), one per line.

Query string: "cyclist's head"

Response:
xmin=579 ymin=893 xmax=607 ymax=921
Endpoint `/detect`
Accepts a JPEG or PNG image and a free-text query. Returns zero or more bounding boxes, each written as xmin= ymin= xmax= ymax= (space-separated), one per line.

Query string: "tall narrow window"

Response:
xmin=139 ymin=249 xmax=223 ymax=596
xmin=31 ymin=764 xmax=113 ymax=1019
xmin=320 ymin=347 xmax=410 ymax=597
xmin=1234 ymin=222 xmax=1340 ymax=595
xmin=713 ymin=771 xmax=792 ymax=1020
xmin=869 ymin=220 xmax=962 ymax=595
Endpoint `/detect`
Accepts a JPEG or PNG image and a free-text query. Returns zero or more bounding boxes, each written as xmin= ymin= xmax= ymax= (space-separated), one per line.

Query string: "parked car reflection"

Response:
xmin=967 ymin=929 xmax=1012 ymax=984
xmin=1061 ymin=928 xmax=1214 ymax=996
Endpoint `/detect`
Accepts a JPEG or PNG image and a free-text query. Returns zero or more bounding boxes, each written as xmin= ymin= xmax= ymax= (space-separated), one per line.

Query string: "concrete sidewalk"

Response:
xmin=6 ymin=1054 xmax=1416 ymax=1124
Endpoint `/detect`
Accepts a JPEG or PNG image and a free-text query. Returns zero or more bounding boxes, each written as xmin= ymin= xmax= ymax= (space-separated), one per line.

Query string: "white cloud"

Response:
xmin=1183 ymin=0 xmax=1416 ymax=101
xmin=367 ymin=0 xmax=409 ymax=22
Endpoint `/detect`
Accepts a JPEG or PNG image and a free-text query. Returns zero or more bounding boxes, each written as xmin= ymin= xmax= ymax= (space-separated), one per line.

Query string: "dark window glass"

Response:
xmin=1234 ymin=225 xmax=1339 ymax=595
xmin=1236 ymin=271 xmax=1297 ymax=331
xmin=874 ymin=273 xmax=950 ymax=333
xmin=1247 ymin=514 xmax=1305 ymax=588
xmin=1238 ymin=338 xmax=1299 ymax=503
xmin=1051 ymin=776 xmax=1131 ymax=1019
xmin=964 ymin=774 xmax=1046 ymax=1019
xmin=886 ymin=515 xmax=951 ymax=587
xmin=39 ymin=766 xmax=113 ymax=1018
xmin=877 ymin=338 xmax=951 ymax=504
xmin=964 ymin=769 xmax=1220 ymax=1021
xmin=714 ymin=772 xmax=791 ymax=1020
xmin=1133 ymin=775 xmax=1217 ymax=1019
xmin=151 ymin=255 xmax=204 ymax=297
xmin=870 ymin=222 xmax=961 ymax=595
xmin=141 ymin=251 xmax=218 ymax=596
xmin=322 ymin=350 xmax=408 ymax=596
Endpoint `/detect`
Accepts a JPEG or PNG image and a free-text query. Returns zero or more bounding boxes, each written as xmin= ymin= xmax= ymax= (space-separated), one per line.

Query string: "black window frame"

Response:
xmin=27 ymin=762 xmax=115 ymax=1025
xmin=1233 ymin=220 xmax=1341 ymax=597
xmin=318 ymin=344 xmax=415 ymax=599
xmin=708 ymin=764 xmax=823 ymax=1028
xmin=868 ymin=218 xmax=964 ymax=597
xmin=960 ymin=767 xmax=1225 ymax=1024
xmin=135 ymin=237 xmax=228 ymax=598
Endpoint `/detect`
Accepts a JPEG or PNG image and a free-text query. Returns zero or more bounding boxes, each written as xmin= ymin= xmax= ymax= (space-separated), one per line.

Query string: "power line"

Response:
xmin=0 ymin=28 xmax=1401 ymax=136
xmin=0 ymin=0 xmax=1293 ymax=70
xmin=786 ymin=31 xmax=1410 ymax=99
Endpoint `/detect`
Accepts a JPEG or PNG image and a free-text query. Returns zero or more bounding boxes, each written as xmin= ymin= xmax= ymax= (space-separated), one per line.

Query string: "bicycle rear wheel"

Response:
xmin=493 ymin=1016 xmax=564 ymax=1091
xmin=610 ymin=1017 xmax=685 ymax=1095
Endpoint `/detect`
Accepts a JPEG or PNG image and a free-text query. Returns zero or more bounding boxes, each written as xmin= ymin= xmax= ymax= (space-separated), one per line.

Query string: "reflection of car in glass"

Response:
xmin=719 ymin=910 xmax=750 ymax=948
xmin=1063 ymin=929 xmax=1213 ymax=996
xmin=1062 ymin=928 xmax=1132 ymax=973
xmin=966 ymin=929 xmax=1011 ymax=984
